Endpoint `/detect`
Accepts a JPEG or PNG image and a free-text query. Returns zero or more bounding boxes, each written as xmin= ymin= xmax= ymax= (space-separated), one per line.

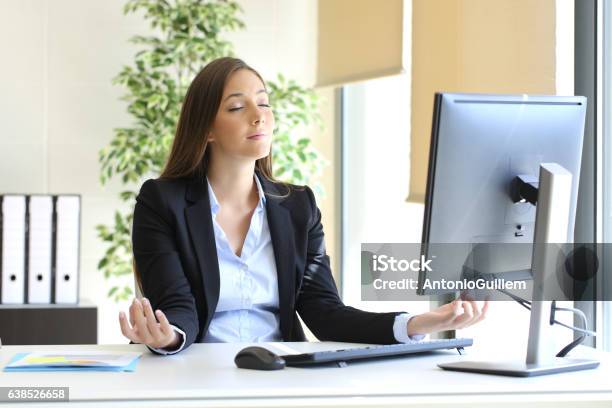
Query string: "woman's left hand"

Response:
xmin=407 ymin=299 xmax=488 ymax=336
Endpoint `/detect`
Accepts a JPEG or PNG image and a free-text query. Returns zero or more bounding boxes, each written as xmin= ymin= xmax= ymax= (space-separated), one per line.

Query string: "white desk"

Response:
xmin=0 ymin=341 xmax=611 ymax=407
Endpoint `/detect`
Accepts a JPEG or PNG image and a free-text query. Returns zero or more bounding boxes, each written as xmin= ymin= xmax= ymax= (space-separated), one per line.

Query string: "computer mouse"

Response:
xmin=234 ymin=346 xmax=286 ymax=370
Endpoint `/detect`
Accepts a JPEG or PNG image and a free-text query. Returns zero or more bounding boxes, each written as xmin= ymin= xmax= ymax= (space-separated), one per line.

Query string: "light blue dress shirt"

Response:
xmin=202 ymin=173 xmax=282 ymax=342
xmin=152 ymin=174 xmax=422 ymax=354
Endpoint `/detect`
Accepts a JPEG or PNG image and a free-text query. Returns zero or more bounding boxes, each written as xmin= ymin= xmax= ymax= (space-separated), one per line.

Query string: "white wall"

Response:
xmin=0 ymin=0 xmax=321 ymax=344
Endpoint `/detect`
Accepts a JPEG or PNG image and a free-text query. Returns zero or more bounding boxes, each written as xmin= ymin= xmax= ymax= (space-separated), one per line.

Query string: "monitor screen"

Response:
xmin=419 ymin=93 xmax=586 ymax=296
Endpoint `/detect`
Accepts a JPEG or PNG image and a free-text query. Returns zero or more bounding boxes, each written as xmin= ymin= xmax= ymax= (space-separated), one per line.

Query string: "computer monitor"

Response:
xmin=419 ymin=93 xmax=598 ymax=376
xmin=419 ymin=93 xmax=585 ymax=295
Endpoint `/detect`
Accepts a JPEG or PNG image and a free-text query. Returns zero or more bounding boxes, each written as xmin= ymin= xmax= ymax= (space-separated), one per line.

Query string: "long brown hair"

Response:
xmin=160 ymin=57 xmax=278 ymax=183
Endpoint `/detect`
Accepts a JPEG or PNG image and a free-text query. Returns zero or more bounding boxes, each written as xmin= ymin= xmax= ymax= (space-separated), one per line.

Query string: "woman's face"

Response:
xmin=208 ymin=69 xmax=275 ymax=163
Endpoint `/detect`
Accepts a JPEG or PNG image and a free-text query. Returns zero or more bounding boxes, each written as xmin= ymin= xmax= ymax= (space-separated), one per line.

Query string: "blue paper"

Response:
xmin=4 ymin=353 xmax=140 ymax=372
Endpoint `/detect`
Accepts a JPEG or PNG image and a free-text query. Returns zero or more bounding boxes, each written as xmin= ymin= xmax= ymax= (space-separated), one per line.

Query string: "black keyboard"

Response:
xmin=280 ymin=338 xmax=473 ymax=367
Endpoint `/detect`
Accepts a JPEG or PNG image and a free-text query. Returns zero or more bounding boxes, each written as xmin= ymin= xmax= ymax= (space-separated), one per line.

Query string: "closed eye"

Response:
xmin=228 ymin=104 xmax=270 ymax=112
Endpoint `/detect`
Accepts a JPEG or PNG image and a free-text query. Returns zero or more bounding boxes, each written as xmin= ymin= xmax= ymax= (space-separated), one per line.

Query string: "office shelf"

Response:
xmin=0 ymin=300 xmax=97 ymax=345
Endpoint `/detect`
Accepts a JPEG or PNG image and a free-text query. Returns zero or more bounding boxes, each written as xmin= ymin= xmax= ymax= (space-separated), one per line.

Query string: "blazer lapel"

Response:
xmin=259 ymin=175 xmax=296 ymax=341
xmin=184 ymin=177 xmax=220 ymax=333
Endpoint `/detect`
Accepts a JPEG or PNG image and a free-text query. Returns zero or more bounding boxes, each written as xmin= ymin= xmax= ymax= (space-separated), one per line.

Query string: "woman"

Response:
xmin=119 ymin=57 xmax=487 ymax=354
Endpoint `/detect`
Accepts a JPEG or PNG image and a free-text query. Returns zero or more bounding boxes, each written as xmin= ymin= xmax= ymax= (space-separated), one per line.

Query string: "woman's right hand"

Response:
xmin=119 ymin=297 xmax=180 ymax=350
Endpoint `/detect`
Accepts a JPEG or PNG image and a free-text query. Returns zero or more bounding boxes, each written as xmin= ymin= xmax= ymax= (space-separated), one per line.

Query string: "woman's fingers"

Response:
xmin=128 ymin=300 xmax=138 ymax=329
xmin=431 ymin=300 xmax=463 ymax=331
xmin=470 ymin=300 xmax=482 ymax=325
xmin=415 ymin=299 xmax=489 ymax=335
xmin=473 ymin=300 xmax=489 ymax=324
xmin=453 ymin=300 xmax=474 ymax=329
xmin=119 ymin=311 xmax=139 ymax=342
xmin=447 ymin=300 xmax=464 ymax=323
xmin=132 ymin=299 xmax=154 ymax=344
xmin=451 ymin=299 xmax=463 ymax=315
xmin=118 ymin=298 xmax=175 ymax=348
xmin=467 ymin=300 xmax=481 ymax=321
xmin=155 ymin=309 xmax=174 ymax=338
xmin=455 ymin=300 xmax=488 ymax=329
xmin=452 ymin=300 xmax=474 ymax=329
xmin=142 ymin=298 xmax=164 ymax=343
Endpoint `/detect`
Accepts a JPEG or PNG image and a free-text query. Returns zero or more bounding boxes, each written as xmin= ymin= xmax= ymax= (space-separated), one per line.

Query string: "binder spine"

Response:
xmin=27 ymin=195 xmax=53 ymax=304
xmin=1 ymin=195 xmax=27 ymax=304
xmin=24 ymin=195 xmax=30 ymax=304
xmin=51 ymin=196 xmax=57 ymax=304
xmin=54 ymin=195 xmax=79 ymax=304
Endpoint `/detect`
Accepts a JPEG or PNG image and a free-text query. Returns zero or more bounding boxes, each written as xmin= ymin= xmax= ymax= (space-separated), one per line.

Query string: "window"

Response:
xmin=341 ymin=74 xmax=430 ymax=319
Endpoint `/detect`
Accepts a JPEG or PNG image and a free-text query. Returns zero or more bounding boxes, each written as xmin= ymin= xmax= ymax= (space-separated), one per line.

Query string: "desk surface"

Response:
xmin=1 ymin=341 xmax=611 ymax=407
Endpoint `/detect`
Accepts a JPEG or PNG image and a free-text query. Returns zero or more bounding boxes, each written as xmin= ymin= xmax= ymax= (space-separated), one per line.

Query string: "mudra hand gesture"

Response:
xmin=408 ymin=299 xmax=488 ymax=336
xmin=119 ymin=297 xmax=180 ymax=350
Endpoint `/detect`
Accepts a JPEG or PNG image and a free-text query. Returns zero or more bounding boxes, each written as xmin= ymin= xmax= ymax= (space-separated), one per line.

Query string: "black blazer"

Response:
xmin=132 ymin=171 xmax=402 ymax=352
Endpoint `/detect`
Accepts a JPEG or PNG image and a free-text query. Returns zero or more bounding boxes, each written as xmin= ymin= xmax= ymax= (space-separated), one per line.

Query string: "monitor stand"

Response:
xmin=438 ymin=163 xmax=599 ymax=377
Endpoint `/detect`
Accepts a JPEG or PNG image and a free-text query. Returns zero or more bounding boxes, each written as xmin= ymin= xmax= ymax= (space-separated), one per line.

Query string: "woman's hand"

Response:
xmin=407 ymin=299 xmax=488 ymax=336
xmin=119 ymin=297 xmax=179 ymax=350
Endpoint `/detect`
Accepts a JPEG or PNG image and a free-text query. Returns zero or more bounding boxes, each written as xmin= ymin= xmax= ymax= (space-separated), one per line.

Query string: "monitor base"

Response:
xmin=438 ymin=358 xmax=599 ymax=377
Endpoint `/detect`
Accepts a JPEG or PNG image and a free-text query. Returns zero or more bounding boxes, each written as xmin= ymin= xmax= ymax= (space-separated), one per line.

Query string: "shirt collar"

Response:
xmin=253 ymin=172 xmax=267 ymax=208
xmin=206 ymin=173 xmax=267 ymax=216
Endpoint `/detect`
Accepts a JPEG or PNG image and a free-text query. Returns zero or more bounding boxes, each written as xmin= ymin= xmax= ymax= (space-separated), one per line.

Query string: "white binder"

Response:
xmin=54 ymin=195 xmax=80 ymax=304
xmin=27 ymin=195 xmax=53 ymax=303
xmin=1 ymin=195 xmax=26 ymax=304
